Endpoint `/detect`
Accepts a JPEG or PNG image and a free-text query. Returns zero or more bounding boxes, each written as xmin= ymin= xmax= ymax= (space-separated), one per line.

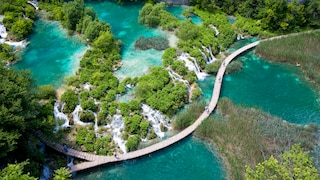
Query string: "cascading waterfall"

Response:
xmin=72 ymin=105 xmax=92 ymax=126
xmin=0 ymin=24 xmax=7 ymax=39
xmin=141 ymin=104 xmax=171 ymax=139
xmin=39 ymin=165 xmax=51 ymax=180
xmin=166 ymin=67 xmax=190 ymax=90
xmin=107 ymin=114 xmax=127 ymax=153
xmin=53 ymin=102 xmax=70 ymax=130
xmin=178 ymin=53 xmax=208 ymax=80
xmin=209 ymin=24 xmax=219 ymax=36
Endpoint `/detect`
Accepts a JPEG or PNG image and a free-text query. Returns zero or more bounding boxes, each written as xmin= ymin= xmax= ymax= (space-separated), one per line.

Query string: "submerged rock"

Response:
xmin=134 ymin=36 xmax=169 ymax=51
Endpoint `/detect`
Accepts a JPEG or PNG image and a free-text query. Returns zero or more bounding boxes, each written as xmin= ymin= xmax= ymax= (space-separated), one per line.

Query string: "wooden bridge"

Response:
xmin=36 ymin=41 xmax=260 ymax=173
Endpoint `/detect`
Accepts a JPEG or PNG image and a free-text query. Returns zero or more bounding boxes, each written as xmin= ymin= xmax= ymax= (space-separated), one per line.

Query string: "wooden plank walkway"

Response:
xmin=36 ymin=41 xmax=260 ymax=173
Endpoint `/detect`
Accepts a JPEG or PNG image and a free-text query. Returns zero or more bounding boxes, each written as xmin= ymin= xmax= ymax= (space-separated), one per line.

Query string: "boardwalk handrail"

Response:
xmin=35 ymin=41 xmax=260 ymax=173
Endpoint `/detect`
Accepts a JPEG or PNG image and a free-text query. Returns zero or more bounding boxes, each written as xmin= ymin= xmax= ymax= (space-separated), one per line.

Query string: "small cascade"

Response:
xmin=109 ymin=114 xmax=127 ymax=153
xmin=39 ymin=165 xmax=51 ymax=180
xmin=53 ymin=102 xmax=70 ymax=130
xmin=0 ymin=24 xmax=7 ymax=39
xmin=141 ymin=104 xmax=171 ymax=138
xmin=208 ymin=46 xmax=217 ymax=62
xmin=72 ymin=105 xmax=92 ymax=126
xmin=93 ymin=112 xmax=98 ymax=133
xmin=67 ymin=157 xmax=74 ymax=168
xmin=193 ymin=58 xmax=201 ymax=73
xmin=83 ymin=82 xmax=91 ymax=91
xmin=200 ymin=46 xmax=216 ymax=64
xmin=166 ymin=67 xmax=190 ymax=90
xmin=237 ymin=33 xmax=244 ymax=40
xmin=209 ymin=24 xmax=219 ymax=36
xmin=178 ymin=53 xmax=208 ymax=80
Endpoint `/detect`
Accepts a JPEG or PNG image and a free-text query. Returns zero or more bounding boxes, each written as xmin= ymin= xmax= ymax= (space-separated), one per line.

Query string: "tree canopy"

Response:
xmin=246 ymin=144 xmax=319 ymax=180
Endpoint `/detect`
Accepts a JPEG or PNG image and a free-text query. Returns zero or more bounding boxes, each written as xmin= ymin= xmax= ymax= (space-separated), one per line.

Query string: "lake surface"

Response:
xmin=13 ymin=18 xmax=87 ymax=87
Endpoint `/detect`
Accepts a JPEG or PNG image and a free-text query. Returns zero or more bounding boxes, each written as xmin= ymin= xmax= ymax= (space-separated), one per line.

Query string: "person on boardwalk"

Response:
xmin=63 ymin=145 xmax=68 ymax=152
xmin=114 ymin=152 xmax=118 ymax=159
xmin=205 ymin=106 xmax=209 ymax=113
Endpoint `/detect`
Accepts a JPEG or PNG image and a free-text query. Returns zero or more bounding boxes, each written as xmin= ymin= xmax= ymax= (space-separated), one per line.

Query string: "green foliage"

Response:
xmin=162 ymin=47 xmax=177 ymax=67
xmin=60 ymin=89 xmax=78 ymax=113
xmin=246 ymin=144 xmax=319 ymax=180
xmin=81 ymin=99 xmax=97 ymax=112
xmin=53 ymin=167 xmax=72 ymax=180
xmin=0 ymin=161 xmax=36 ymax=180
xmin=0 ymin=44 xmax=15 ymax=63
xmin=135 ymin=67 xmax=188 ymax=115
xmin=191 ymin=0 xmax=320 ymax=33
xmin=174 ymin=101 xmax=206 ymax=130
xmin=139 ymin=121 xmax=149 ymax=139
xmin=37 ymin=85 xmax=56 ymax=99
xmin=10 ymin=18 xmax=33 ymax=41
xmin=62 ymin=0 xmax=85 ymax=31
xmin=84 ymin=20 xmax=110 ymax=42
xmin=124 ymin=114 xmax=142 ymax=134
xmin=0 ymin=67 xmax=36 ymax=158
xmin=191 ymin=83 xmax=202 ymax=101
xmin=80 ymin=110 xmax=95 ymax=123
xmin=177 ymin=21 xmax=199 ymax=41
xmin=125 ymin=135 xmax=140 ymax=152
xmin=205 ymin=59 xmax=222 ymax=74
xmin=139 ymin=3 xmax=179 ymax=30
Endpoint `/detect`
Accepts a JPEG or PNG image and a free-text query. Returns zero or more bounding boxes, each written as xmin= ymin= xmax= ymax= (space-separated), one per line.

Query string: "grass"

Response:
xmin=173 ymin=101 xmax=206 ymax=130
xmin=195 ymin=98 xmax=319 ymax=180
xmin=256 ymin=31 xmax=320 ymax=86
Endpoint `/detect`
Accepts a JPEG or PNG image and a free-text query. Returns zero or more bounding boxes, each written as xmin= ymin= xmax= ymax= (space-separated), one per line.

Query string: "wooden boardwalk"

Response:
xmin=37 ymin=41 xmax=260 ymax=173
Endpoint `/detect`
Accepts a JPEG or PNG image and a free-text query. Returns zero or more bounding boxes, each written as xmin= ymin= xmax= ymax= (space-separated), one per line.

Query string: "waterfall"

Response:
xmin=209 ymin=24 xmax=219 ymax=36
xmin=237 ymin=34 xmax=244 ymax=40
xmin=72 ymin=105 xmax=93 ymax=126
xmin=83 ymin=82 xmax=91 ymax=91
xmin=208 ymin=46 xmax=216 ymax=62
xmin=178 ymin=53 xmax=208 ymax=80
xmin=94 ymin=112 xmax=98 ymax=133
xmin=166 ymin=67 xmax=190 ymax=90
xmin=198 ymin=48 xmax=209 ymax=63
xmin=53 ymin=102 xmax=70 ymax=130
xmin=141 ymin=104 xmax=171 ymax=139
xmin=0 ymin=24 xmax=7 ymax=39
xmin=39 ymin=165 xmax=51 ymax=180
xmin=109 ymin=114 xmax=127 ymax=153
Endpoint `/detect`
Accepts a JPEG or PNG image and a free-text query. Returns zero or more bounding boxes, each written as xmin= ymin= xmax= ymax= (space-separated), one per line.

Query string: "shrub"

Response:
xmin=61 ymin=89 xmax=78 ymax=113
xmin=37 ymin=85 xmax=56 ymax=99
xmin=81 ymin=99 xmax=97 ymax=112
xmin=80 ymin=110 xmax=95 ymax=123
xmin=125 ymin=135 xmax=140 ymax=152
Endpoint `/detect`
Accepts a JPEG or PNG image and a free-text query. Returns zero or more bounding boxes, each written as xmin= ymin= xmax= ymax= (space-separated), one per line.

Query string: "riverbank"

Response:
xmin=256 ymin=31 xmax=320 ymax=87
xmin=195 ymin=98 xmax=319 ymax=179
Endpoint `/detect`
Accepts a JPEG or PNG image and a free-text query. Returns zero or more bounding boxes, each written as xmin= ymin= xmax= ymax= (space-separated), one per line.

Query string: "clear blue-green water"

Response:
xmin=75 ymin=136 xmax=225 ymax=180
xmin=13 ymin=18 xmax=87 ymax=87
xmin=166 ymin=6 xmax=203 ymax=25
xmin=86 ymin=1 xmax=165 ymax=80
xmin=198 ymin=39 xmax=320 ymax=124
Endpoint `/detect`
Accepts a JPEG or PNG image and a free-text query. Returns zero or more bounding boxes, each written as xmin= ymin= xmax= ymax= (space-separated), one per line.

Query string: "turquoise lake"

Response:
xmin=13 ymin=1 xmax=320 ymax=179
xmin=13 ymin=18 xmax=87 ymax=87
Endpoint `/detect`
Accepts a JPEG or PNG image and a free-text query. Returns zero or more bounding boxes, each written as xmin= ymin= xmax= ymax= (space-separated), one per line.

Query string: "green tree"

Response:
xmin=246 ymin=144 xmax=319 ymax=180
xmin=63 ymin=0 xmax=85 ymax=31
xmin=53 ymin=167 xmax=72 ymax=180
xmin=10 ymin=18 xmax=33 ymax=40
xmin=0 ymin=161 xmax=36 ymax=180
xmin=0 ymin=67 xmax=36 ymax=158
